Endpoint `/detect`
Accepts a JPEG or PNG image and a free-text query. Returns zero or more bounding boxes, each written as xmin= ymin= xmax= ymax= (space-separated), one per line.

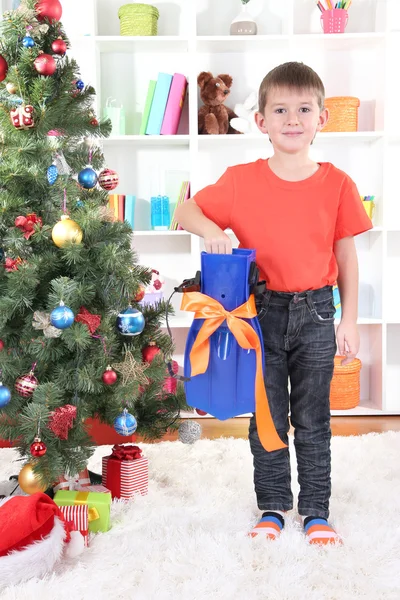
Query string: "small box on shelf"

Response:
xmin=361 ymin=196 xmax=375 ymax=221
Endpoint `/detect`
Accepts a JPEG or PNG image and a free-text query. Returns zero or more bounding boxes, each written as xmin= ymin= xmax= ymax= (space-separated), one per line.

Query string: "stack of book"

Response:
xmin=170 ymin=181 xmax=190 ymax=230
xmin=140 ymin=72 xmax=188 ymax=135
xmin=108 ymin=194 xmax=135 ymax=228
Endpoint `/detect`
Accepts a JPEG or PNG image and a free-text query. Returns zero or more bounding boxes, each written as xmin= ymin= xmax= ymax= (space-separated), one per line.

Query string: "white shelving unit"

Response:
xmin=4 ymin=0 xmax=399 ymax=416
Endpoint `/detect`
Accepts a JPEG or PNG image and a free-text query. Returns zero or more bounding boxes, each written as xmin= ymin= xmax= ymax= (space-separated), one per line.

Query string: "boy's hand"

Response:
xmin=203 ymin=224 xmax=232 ymax=254
xmin=336 ymin=320 xmax=360 ymax=365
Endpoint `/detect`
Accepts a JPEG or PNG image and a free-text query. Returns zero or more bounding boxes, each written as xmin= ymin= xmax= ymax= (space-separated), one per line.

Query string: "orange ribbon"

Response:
xmin=181 ymin=292 xmax=286 ymax=452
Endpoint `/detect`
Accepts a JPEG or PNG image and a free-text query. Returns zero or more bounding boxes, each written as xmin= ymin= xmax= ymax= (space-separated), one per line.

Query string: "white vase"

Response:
xmin=230 ymin=5 xmax=258 ymax=36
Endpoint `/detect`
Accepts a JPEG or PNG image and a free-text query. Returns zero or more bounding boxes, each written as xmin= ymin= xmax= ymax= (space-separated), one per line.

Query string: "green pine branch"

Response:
xmin=0 ymin=3 xmax=187 ymax=487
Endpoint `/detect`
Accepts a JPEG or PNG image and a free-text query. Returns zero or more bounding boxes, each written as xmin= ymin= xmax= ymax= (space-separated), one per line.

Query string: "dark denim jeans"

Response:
xmin=249 ymin=285 xmax=337 ymax=519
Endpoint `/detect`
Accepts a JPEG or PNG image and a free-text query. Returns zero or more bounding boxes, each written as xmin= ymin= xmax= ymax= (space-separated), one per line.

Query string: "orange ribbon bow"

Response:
xmin=181 ymin=292 xmax=286 ymax=452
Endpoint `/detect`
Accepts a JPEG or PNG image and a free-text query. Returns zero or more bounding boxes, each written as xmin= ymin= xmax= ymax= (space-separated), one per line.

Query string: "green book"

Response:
xmin=139 ymin=80 xmax=156 ymax=135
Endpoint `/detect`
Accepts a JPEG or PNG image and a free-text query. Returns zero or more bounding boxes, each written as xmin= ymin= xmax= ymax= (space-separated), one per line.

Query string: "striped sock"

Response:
xmin=304 ymin=516 xmax=343 ymax=545
xmin=249 ymin=511 xmax=285 ymax=540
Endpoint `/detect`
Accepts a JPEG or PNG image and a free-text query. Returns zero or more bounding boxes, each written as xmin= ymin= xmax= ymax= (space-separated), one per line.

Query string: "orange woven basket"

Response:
xmin=323 ymin=96 xmax=360 ymax=132
xmin=329 ymin=356 xmax=362 ymax=410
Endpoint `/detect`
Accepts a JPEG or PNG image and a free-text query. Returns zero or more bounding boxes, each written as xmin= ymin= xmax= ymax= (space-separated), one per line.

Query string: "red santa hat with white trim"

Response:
xmin=0 ymin=492 xmax=84 ymax=588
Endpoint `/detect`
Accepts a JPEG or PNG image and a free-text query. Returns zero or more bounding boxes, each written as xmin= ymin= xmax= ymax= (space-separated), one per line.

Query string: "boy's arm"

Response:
xmin=175 ymin=199 xmax=232 ymax=254
xmin=334 ymin=235 xmax=360 ymax=366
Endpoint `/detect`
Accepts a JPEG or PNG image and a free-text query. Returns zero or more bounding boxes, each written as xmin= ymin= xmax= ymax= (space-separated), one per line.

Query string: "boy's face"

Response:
xmin=255 ymin=86 xmax=328 ymax=154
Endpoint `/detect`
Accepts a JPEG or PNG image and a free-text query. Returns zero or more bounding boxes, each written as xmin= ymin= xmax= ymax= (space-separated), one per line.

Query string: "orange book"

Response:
xmin=108 ymin=194 xmax=117 ymax=221
xmin=118 ymin=195 xmax=125 ymax=222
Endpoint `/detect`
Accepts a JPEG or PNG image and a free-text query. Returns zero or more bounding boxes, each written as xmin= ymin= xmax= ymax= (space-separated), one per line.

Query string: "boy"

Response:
xmin=176 ymin=62 xmax=372 ymax=545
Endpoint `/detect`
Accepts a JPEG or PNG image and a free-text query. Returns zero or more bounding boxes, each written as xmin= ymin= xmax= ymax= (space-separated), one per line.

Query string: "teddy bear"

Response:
xmin=197 ymin=71 xmax=241 ymax=135
xmin=230 ymin=90 xmax=259 ymax=134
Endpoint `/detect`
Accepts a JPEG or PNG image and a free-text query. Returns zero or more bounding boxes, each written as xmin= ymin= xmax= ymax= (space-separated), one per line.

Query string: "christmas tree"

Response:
xmin=0 ymin=0 xmax=188 ymax=491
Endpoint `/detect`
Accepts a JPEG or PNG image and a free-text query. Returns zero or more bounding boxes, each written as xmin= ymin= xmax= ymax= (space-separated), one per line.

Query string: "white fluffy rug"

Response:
xmin=1 ymin=432 xmax=400 ymax=600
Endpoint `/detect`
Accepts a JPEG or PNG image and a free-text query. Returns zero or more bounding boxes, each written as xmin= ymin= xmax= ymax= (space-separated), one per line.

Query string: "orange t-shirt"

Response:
xmin=193 ymin=159 xmax=373 ymax=292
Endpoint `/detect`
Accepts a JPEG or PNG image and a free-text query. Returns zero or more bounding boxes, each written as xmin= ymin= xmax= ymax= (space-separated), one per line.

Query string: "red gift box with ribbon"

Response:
xmin=102 ymin=444 xmax=148 ymax=499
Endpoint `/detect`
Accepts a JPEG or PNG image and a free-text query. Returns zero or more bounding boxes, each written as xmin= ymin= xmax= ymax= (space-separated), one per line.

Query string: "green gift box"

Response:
xmin=54 ymin=489 xmax=111 ymax=533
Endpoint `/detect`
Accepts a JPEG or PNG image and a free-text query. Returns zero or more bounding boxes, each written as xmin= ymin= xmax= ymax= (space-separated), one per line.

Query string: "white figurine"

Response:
xmin=230 ymin=91 xmax=259 ymax=134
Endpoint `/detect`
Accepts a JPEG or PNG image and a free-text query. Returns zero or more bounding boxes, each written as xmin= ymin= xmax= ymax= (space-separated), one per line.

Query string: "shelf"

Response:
xmin=317 ymin=132 xmax=384 ymax=142
xmin=195 ymin=32 xmax=385 ymax=54
xmin=196 ymin=35 xmax=289 ymax=53
xmin=133 ymin=230 xmax=191 ymax=237
xmin=161 ymin=316 xmax=193 ymax=329
xmin=352 ymin=318 xmax=383 ymax=324
xmin=102 ymin=133 xmax=383 ymax=147
xmin=102 ymin=135 xmax=190 ymax=147
xmin=290 ymin=32 xmax=386 ymax=51
xmin=330 ymin=405 xmax=386 ymax=416
xmin=64 ymin=0 xmax=398 ymax=415
xmin=198 ymin=132 xmax=384 ymax=146
xmin=94 ymin=36 xmax=189 ymax=53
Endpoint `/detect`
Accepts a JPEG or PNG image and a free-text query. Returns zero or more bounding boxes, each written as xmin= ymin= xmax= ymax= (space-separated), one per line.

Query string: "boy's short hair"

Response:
xmin=258 ymin=62 xmax=325 ymax=114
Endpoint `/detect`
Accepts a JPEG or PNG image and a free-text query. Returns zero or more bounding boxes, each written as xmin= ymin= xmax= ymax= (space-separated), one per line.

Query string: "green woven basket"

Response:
xmin=118 ymin=3 xmax=159 ymax=36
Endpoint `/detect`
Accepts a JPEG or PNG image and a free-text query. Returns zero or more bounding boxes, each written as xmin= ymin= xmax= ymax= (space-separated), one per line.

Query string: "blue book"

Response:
xmin=125 ymin=195 xmax=136 ymax=229
xmin=145 ymin=73 xmax=173 ymax=135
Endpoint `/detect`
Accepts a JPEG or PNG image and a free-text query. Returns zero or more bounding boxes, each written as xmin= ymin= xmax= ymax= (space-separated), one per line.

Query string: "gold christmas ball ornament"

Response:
xmin=52 ymin=214 xmax=83 ymax=248
xmin=18 ymin=463 xmax=47 ymax=495
xmin=6 ymin=82 xmax=17 ymax=94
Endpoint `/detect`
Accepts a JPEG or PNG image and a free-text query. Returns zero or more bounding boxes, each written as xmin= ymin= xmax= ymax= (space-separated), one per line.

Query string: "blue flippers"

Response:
xmin=182 ymin=249 xmax=264 ymax=420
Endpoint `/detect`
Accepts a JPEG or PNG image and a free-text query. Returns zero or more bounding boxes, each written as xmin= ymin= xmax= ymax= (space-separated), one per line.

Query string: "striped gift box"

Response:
xmin=102 ymin=455 xmax=148 ymax=500
xmin=59 ymin=504 xmax=89 ymax=546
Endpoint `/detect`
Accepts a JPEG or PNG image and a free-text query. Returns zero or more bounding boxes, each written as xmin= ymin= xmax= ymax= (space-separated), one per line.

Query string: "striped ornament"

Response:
xmin=98 ymin=168 xmax=119 ymax=191
xmin=102 ymin=455 xmax=148 ymax=499
xmin=15 ymin=372 xmax=38 ymax=398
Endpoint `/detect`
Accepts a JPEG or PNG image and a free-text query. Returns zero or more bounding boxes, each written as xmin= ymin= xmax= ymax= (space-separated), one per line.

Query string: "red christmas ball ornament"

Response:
xmin=142 ymin=343 xmax=161 ymax=363
xmin=98 ymin=168 xmax=119 ymax=191
xmin=15 ymin=371 xmax=39 ymax=398
xmin=0 ymin=340 xmax=4 ymax=351
xmin=102 ymin=366 xmax=118 ymax=385
xmin=30 ymin=436 xmax=47 ymax=457
xmin=51 ymin=37 xmax=67 ymax=56
xmin=35 ymin=0 xmax=62 ymax=22
xmin=195 ymin=408 xmax=208 ymax=416
xmin=90 ymin=117 xmax=99 ymax=127
xmin=133 ymin=285 xmax=146 ymax=302
xmin=34 ymin=53 xmax=56 ymax=76
xmin=0 ymin=54 xmax=8 ymax=82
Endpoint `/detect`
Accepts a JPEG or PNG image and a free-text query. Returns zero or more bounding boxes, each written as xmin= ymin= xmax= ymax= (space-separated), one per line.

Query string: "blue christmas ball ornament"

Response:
xmin=0 ymin=384 xmax=11 ymax=408
xmin=116 ymin=306 xmax=145 ymax=336
xmin=76 ymin=79 xmax=84 ymax=90
xmin=47 ymin=164 xmax=58 ymax=185
xmin=50 ymin=302 xmax=75 ymax=329
xmin=78 ymin=167 xmax=97 ymax=189
xmin=22 ymin=35 xmax=35 ymax=48
xmin=114 ymin=408 xmax=137 ymax=436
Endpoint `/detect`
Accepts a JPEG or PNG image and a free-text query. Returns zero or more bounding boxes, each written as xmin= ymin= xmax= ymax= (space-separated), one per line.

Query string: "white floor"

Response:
xmin=1 ymin=433 xmax=400 ymax=599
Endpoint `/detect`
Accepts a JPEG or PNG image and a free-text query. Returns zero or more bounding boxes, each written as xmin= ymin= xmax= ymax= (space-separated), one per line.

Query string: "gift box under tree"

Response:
xmin=53 ymin=468 xmax=91 ymax=493
xmin=102 ymin=444 xmax=148 ymax=499
xmin=54 ymin=489 xmax=111 ymax=533
xmin=59 ymin=504 xmax=89 ymax=547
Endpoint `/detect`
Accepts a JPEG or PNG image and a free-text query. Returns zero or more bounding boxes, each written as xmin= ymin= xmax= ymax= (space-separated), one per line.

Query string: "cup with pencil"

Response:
xmin=317 ymin=1 xmax=352 ymax=34
xmin=361 ymin=195 xmax=375 ymax=221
